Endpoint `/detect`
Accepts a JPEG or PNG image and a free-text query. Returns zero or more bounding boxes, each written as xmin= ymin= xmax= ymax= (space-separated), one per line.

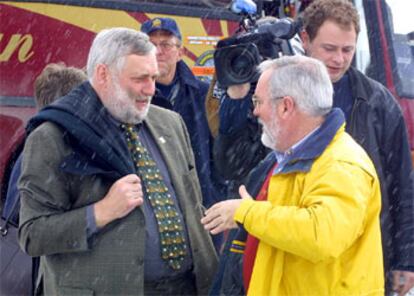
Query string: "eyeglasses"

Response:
xmin=252 ymin=95 xmax=285 ymax=108
xmin=251 ymin=96 xmax=262 ymax=108
xmin=152 ymin=41 xmax=180 ymax=52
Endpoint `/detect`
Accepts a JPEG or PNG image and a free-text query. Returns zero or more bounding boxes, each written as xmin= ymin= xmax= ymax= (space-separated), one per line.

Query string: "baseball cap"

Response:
xmin=141 ymin=17 xmax=182 ymax=41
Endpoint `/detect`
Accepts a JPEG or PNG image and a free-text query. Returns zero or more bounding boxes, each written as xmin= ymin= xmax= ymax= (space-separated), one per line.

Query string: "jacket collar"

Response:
xmin=347 ymin=67 xmax=371 ymax=102
xmin=176 ymin=60 xmax=200 ymax=89
xmin=276 ymin=108 xmax=345 ymax=174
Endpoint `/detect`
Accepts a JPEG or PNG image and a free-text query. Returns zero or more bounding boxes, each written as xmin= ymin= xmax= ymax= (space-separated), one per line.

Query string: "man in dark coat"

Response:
xmin=18 ymin=28 xmax=217 ymax=295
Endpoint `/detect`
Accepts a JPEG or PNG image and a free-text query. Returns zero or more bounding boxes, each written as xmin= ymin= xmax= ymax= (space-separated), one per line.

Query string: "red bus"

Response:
xmin=0 ymin=0 xmax=239 ymax=206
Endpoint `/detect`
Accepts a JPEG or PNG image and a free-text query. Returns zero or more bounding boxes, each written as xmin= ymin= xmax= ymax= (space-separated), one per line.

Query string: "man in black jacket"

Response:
xmin=213 ymin=0 xmax=414 ymax=294
xmin=302 ymin=1 xmax=414 ymax=294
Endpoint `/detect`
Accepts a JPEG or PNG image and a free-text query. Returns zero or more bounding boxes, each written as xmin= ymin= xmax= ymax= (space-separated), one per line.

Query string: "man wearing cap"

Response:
xmin=141 ymin=17 xmax=227 ymax=251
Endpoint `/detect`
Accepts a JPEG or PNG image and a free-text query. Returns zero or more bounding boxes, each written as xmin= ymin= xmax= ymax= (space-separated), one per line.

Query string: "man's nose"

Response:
xmin=155 ymin=47 xmax=163 ymax=55
xmin=253 ymin=105 xmax=260 ymax=117
xmin=332 ymin=50 xmax=345 ymax=64
xmin=142 ymin=80 xmax=156 ymax=96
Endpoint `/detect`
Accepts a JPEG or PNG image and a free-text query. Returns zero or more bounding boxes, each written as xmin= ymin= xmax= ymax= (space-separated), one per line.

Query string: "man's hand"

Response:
xmin=94 ymin=174 xmax=143 ymax=228
xmin=227 ymin=83 xmax=251 ymax=100
xmin=201 ymin=185 xmax=252 ymax=234
xmin=393 ymin=270 xmax=414 ymax=296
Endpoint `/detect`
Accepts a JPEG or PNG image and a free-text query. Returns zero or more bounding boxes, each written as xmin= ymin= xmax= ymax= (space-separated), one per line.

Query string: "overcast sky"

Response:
xmin=387 ymin=0 xmax=414 ymax=34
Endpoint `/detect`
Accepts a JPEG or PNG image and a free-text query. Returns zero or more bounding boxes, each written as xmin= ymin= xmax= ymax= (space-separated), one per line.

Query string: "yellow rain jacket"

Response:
xmin=234 ymin=119 xmax=384 ymax=295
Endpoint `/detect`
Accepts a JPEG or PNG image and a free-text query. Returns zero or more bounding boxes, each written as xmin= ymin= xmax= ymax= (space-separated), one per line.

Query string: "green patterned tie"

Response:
xmin=122 ymin=124 xmax=187 ymax=270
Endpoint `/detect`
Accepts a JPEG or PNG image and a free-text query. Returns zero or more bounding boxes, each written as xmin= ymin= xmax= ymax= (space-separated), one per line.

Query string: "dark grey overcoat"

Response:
xmin=18 ymin=98 xmax=218 ymax=295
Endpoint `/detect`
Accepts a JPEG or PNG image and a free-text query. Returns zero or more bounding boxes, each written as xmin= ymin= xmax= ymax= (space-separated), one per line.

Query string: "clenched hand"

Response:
xmin=94 ymin=174 xmax=144 ymax=228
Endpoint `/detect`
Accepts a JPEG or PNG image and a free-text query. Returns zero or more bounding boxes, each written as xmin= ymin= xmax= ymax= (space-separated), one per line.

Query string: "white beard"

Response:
xmin=105 ymin=78 xmax=151 ymax=124
xmin=259 ymin=117 xmax=281 ymax=150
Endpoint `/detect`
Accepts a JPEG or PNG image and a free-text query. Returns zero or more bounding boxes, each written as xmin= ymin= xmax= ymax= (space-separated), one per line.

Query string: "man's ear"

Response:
xmin=278 ymin=96 xmax=295 ymax=119
xmin=177 ymin=46 xmax=184 ymax=61
xmin=300 ymin=31 xmax=310 ymax=52
xmin=176 ymin=37 xmax=184 ymax=60
xmin=95 ymin=64 xmax=110 ymax=86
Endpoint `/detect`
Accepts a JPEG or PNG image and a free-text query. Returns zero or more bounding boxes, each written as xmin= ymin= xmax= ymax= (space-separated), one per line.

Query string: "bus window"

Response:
xmin=385 ymin=0 xmax=414 ymax=99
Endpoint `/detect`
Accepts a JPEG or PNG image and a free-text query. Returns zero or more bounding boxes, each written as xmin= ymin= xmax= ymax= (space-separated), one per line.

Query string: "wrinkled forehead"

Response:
xmin=117 ymin=53 xmax=158 ymax=74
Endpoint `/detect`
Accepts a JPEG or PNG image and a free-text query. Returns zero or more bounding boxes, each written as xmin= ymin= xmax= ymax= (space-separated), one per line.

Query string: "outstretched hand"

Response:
xmin=201 ymin=185 xmax=252 ymax=234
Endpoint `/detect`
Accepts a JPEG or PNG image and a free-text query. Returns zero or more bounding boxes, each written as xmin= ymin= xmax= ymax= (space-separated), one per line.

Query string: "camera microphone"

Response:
xmin=230 ymin=0 xmax=257 ymax=15
xmin=256 ymin=18 xmax=302 ymax=40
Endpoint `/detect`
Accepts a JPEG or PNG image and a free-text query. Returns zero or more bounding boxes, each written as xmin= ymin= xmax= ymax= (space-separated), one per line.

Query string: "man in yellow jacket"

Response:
xmin=202 ymin=55 xmax=384 ymax=295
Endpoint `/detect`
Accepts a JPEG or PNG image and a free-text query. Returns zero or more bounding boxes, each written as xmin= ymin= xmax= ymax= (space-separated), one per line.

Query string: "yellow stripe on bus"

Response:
xmin=5 ymin=1 xmax=139 ymax=33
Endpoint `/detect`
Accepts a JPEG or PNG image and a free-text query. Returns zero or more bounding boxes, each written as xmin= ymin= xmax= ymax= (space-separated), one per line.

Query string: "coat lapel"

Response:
xmin=144 ymin=108 xmax=176 ymax=174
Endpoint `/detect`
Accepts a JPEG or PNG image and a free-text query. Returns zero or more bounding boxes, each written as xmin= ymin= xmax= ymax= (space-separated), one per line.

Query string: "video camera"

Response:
xmin=214 ymin=0 xmax=301 ymax=87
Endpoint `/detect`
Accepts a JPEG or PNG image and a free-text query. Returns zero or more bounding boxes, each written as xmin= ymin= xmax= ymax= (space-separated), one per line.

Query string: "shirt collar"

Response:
xmin=272 ymin=108 xmax=345 ymax=175
xmin=273 ymin=125 xmax=321 ymax=174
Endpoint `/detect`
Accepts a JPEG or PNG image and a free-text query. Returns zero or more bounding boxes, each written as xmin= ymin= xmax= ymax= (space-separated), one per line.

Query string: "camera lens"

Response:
xmin=214 ymin=43 xmax=261 ymax=86
xmin=231 ymin=54 xmax=252 ymax=77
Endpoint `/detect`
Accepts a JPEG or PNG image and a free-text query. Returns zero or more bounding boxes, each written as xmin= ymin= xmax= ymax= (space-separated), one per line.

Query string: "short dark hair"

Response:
xmin=34 ymin=63 xmax=87 ymax=108
xmin=302 ymin=0 xmax=360 ymax=41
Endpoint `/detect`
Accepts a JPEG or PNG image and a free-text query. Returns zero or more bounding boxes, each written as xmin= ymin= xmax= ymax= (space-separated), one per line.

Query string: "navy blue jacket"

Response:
xmin=152 ymin=61 xmax=227 ymax=208
xmin=214 ymin=84 xmax=269 ymax=184
xmin=209 ymin=153 xmax=274 ymax=296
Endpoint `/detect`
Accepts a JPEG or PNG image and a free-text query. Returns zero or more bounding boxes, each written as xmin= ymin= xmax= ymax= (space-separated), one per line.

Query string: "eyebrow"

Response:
xmin=130 ymin=72 xmax=159 ymax=79
xmin=322 ymin=43 xmax=355 ymax=50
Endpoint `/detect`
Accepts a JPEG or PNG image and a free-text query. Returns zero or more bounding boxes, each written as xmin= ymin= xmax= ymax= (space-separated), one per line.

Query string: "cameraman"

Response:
xmin=214 ymin=16 xmax=303 ymax=188
xmin=214 ymin=81 xmax=267 ymax=184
